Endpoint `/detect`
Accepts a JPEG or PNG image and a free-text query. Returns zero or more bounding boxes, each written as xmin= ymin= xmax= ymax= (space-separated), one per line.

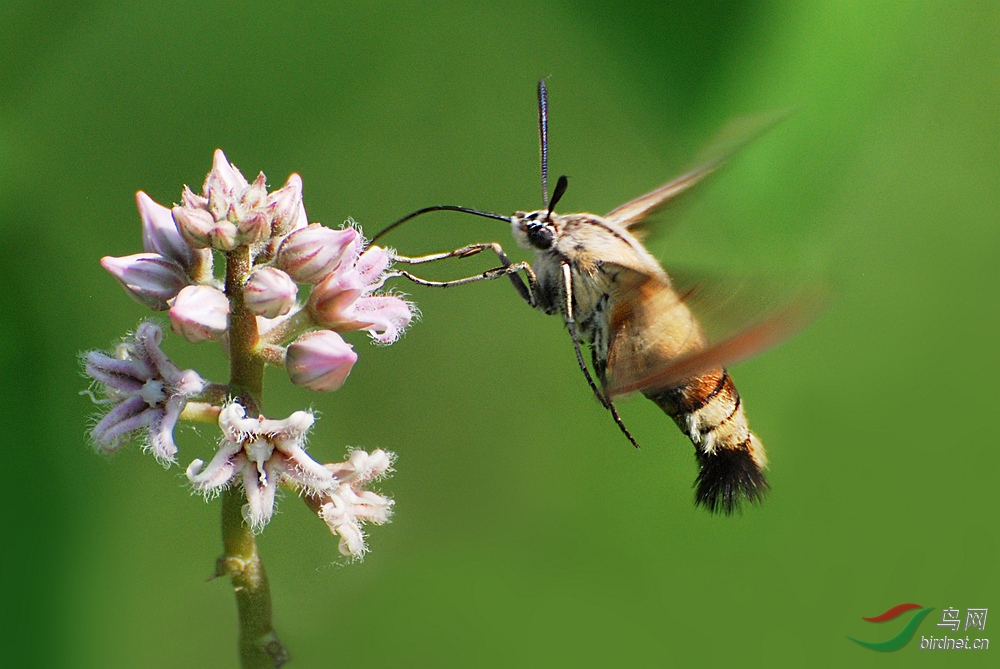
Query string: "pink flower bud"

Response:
xmin=137 ymin=191 xmax=195 ymax=271
xmin=169 ymin=285 xmax=229 ymax=343
xmin=204 ymin=149 xmax=248 ymax=199
xmin=237 ymin=209 xmax=271 ymax=246
xmin=101 ymin=253 xmax=189 ymax=311
xmin=172 ymin=205 xmax=216 ymax=249
xmin=205 ymin=150 xmax=250 ymax=223
xmin=244 ymin=267 xmax=297 ymax=318
xmin=174 ymin=205 xmax=241 ymax=252
xmin=276 ymin=224 xmax=361 ymax=284
xmin=306 ymin=269 xmax=365 ymax=329
xmin=286 ymin=330 xmax=358 ymax=392
xmin=241 ymin=172 xmax=268 ymax=211
xmin=267 ymin=173 xmax=304 ymax=237
xmin=181 ymin=185 xmax=208 ymax=209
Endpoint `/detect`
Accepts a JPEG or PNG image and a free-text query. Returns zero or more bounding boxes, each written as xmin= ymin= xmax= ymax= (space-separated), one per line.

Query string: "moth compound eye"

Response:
xmin=526 ymin=223 xmax=554 ymax=250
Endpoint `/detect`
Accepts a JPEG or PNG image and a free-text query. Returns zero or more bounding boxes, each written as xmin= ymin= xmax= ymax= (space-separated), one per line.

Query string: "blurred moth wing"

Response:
xmin=578 ymin=108 xmax=817 ymax=395
xmin=605 ymin=110 xmax=791 ymax=238
xmin=604 ymin=272 xmax=825 ymax=397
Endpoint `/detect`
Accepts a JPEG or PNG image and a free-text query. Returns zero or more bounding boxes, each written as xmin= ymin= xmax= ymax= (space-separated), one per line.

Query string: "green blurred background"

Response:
xmin=2 ymin=1 xmax=996 ymax=667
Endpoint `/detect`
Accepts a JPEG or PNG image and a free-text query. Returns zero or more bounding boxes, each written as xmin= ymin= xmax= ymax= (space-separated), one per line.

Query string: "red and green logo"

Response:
xmin=848 ymin=603 xmax=935 ymax=651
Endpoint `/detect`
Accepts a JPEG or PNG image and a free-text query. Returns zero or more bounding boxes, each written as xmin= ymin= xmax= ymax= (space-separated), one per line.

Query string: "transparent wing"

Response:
xmin=604 ymin=110 xmax=790 ymax=240
xmin=604 ymin=266 xmax=826 ymax=397
xmin=666 ymin=266 xmax=822 ymax=344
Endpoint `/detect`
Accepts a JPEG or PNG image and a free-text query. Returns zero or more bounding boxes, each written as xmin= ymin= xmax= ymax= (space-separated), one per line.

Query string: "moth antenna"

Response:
xmin=538 ymin=78 xmax=550 ymax=208
xmin=371 ymin=205 xmax=511 ymax=244
xmin=546 ymin=175 xmax=569 ymax=221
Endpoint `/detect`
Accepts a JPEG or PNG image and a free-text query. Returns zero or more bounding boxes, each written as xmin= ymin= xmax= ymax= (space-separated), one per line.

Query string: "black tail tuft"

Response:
xmin=694 ymin=447 xmax=769 ymax=515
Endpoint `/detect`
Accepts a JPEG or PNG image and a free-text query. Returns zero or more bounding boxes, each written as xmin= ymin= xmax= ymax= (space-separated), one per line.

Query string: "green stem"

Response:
xmin=219 ymin=488 xmax=288 ymax=668
xmin=258 ymin=307 xmax=314 ymax=347
xmin=226 ymin=246 xmax=265 ymax=406
xmin=220 ymin=245 xmax=287 ymax=667
xmin=178 ymin=402 xmax=222 ymax=424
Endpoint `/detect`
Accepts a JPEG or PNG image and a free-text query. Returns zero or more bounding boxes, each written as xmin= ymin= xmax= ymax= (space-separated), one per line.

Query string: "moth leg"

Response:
xmin=391 ymin=243 xmax=537 ymax=306
xmin=560 ymin=262 xmax=640 ymax=449
xmin=391 ymin=243 xmax=504 ymax=265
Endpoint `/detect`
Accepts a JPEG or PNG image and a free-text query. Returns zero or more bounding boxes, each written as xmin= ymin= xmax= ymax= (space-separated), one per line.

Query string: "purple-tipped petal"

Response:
xmin=101 ymin=253 xmax=189 ymax=311
xmin=85 ymin=351 xmax=147 ymax=392
xmin=137 ymin=191 xmax=195 ymax=270
xmin=133 ymin=322 xmax=181 ymax=379
xmin=91 ymin=397 xmax=156 ymax=449
xmin=148 ymin=396 xmax=186 ymax=462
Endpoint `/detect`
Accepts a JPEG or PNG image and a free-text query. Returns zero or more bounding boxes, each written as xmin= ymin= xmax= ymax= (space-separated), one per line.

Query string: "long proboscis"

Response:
xmin=371 ymin=205 xmax=512 ymax=244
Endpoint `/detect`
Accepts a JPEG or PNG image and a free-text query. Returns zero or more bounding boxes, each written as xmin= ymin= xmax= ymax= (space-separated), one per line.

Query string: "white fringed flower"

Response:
xmin=315 ymin=449 xmax=395 ymax=557
xmin=187 ymin=402 xmax=335 ymax=532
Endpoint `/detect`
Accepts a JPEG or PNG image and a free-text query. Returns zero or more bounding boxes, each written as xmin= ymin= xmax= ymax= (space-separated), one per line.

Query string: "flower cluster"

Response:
xmin=101 ymin=150 xmax=414 ymax=389
xmin=187 ymin=402 xmax=392 ymax=549
xmin=83 ymin=150 xmax=408 ymax=557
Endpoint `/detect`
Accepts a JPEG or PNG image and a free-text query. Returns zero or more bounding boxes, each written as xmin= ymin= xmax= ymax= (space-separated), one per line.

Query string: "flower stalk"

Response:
xmin=220 ymin=487 xmax=287 ymax=669
xmin=82 ymin=150 xmax=414 ymax=668
xmin=226 ymin=245 xmax=264 ymax=406
xmin=221 ymin=243 xmax=278 ymax=666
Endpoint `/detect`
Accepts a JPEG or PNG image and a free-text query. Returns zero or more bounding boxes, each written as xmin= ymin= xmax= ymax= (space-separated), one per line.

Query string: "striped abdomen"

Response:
xmin=645 ymin=369 xmax=769 ymax=514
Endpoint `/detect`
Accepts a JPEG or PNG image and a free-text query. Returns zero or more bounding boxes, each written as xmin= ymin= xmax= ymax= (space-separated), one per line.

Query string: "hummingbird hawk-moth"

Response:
xmin=375 ymin=80 xmax=815 ymax=514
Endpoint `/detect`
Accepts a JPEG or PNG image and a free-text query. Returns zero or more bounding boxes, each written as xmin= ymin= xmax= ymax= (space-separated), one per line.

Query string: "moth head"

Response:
xmin=511 ymin=210 xmax=556 ymax=251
